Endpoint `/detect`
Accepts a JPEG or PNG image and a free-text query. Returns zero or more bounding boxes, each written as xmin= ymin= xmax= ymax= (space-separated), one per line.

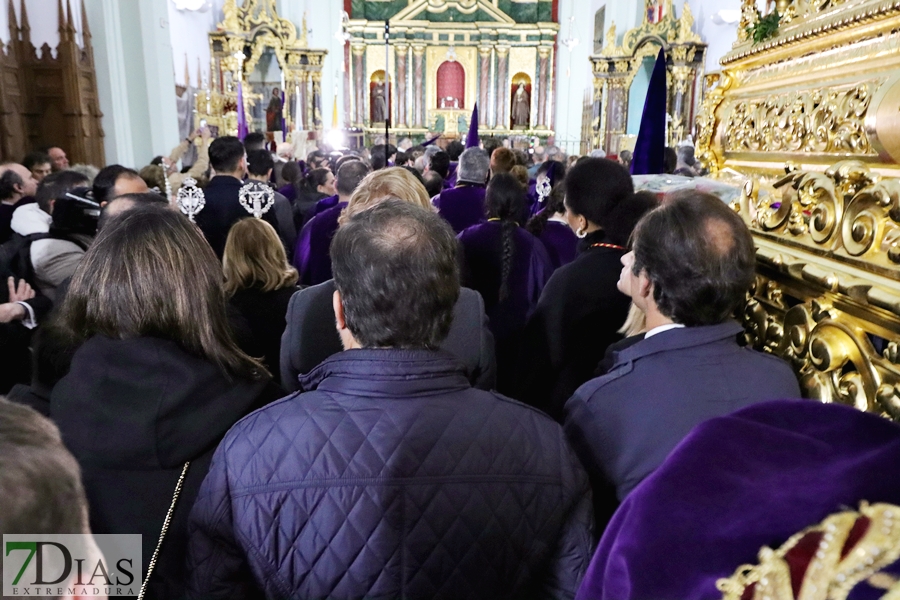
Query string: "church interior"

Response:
xmin=2 ymin=0 xmax=900 ymax=598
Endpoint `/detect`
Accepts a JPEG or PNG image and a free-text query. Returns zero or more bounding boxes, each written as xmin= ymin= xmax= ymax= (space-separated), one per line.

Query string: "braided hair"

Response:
xmin=485 ymin=173 xmax=525 ymax=302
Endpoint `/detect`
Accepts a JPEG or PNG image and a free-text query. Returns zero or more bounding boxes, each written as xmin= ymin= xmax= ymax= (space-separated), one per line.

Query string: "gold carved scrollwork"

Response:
xmin=696 ymin=72 xmax=732 ymax=173
xmin=743 ymin=286 xmax=900 ymax=420
xmin=723 ymin=83 xmax=877 ymax=155
xmin=841 ymin=179 xmax=900 ymax=262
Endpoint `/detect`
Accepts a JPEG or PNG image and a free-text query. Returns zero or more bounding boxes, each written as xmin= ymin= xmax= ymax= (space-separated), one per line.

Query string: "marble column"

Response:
xmin=412 ymin=45 xmax=425 ymax=128
xmin=311 ymin=73 xmax=322 ymax=129
xmin=343 ymin=43 xmax=351 ymax=128
xmin=396 ymin=44 xmax=408 ymax=128
xmin=352 ymin=44 xmax=366 ymax=126
xmin=537 ymin=46 xmax=551 ymax=129
xmin=83 ymin=0 xmax=179 ymax=165
xmin=478 ymin=46 xmax=491 ymax=126
xmin=496 ymin=46 xmax=509 ymax=130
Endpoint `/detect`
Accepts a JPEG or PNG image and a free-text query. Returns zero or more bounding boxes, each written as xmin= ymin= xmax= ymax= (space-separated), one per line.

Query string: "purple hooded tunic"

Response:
xmin=292 ymin=201 xmax=346 ymax=287
xmin=433 ymin=184 xmax=487 ymax=234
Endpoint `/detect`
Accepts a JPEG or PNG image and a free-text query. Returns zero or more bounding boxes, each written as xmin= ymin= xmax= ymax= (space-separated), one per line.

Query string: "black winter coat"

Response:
xmin=51 ymin=335 xmax=278 ymax=600
xmin=188 ymin=349 xmax=594 ymax=600
xmin=229 ymin=285 xmax=298 ymax=389
xmin=515 ymin=230 xmax=631 ymax=421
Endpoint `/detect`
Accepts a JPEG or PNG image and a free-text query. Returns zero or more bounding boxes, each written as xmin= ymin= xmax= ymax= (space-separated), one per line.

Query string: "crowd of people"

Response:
xmin=0 ymin=129 xmax=898 ymax=600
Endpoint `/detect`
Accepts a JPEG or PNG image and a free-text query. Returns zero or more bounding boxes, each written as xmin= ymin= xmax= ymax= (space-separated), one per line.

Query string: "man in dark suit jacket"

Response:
xmin=0 ymin=271 xmax=52 ymax=393
xmin=280 ymin=280 xmax=496 ymax=392
xmin=564 ymin=192 xmax=800 ymax=529
xmin=195 ymin=136 xmax=281 ymax=258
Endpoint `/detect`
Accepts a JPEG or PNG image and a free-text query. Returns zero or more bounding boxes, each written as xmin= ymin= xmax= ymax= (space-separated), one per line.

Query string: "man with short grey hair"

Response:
xmin=432 ymin=147 xmax=490 ymax=233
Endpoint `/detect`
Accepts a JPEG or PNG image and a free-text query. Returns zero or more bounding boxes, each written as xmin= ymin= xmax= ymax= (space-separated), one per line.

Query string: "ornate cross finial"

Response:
xmin=176 ymin=176 xmax=206 ymax=222
xmin=239 ymin=181 xmax=275 ymax=219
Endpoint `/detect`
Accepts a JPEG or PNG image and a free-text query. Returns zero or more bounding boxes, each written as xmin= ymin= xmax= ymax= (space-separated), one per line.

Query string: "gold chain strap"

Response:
xmin=137 ymin=461 xmax=191 ymax=600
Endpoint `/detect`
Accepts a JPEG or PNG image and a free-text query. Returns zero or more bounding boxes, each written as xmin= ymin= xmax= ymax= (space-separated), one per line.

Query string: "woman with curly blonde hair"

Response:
xmin=224 ymin=217 xmax=300 ymax=388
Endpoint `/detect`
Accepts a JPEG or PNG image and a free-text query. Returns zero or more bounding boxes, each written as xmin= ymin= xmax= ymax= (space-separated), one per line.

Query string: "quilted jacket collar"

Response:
xmin=297 ymin=348 xmax=471 ymax=398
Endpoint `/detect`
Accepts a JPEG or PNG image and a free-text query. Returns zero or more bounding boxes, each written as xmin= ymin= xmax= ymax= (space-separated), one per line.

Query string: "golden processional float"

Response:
xmin=194 ymin=0 xmax=327 ymax=147
xmin=696 ymin=0 xmax=900 ymax=421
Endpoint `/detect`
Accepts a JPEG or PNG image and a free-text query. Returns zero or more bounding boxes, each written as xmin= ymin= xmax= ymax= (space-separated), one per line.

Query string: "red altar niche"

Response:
xmin=510 ymin=74 xmax=532 ymax=129
xmin=369 ymin=70 xmax=391 ymax=124
xmin=437 ymin=61 xmax=465 ymax=109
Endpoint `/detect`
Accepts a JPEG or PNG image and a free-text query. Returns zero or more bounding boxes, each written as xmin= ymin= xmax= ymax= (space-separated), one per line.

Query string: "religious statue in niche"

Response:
xmin=513 ymin=83 xmax=530 ymax=129
xmin=266 ymin=87 xmax=283 ymax=132
xmin=372 ymin=82 xmax=387 ymax=123
xmin=646 ymin=0 xmax=664 ymax=24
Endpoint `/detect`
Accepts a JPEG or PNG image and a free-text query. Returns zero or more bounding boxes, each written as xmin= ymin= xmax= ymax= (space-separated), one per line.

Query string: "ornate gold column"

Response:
xmin=412 ymin=45 xmax=425 ymax=128
xmin=496 ymin=46 xmax=509 ymax=130
xmin=396 ymin=44 xmax=408 ymax=128
xmin=591 ymin=77 xmax=607 ymax=151
xmin=537 ymin=46 xmax=551 ymax=130
xmin=311 ymin=72 xmax=322 ymax=129
xmin=668 ymin=45 xmax=699 ymax=146
xmin=605 ymin=64 xmax=630 ymax=153
xmin=298 ymin=71 xmax=309 ymax=130
xmin=352 ymin=44 xmax=366 ymax=126
xmin=478 ymin=46 xmax=491 ymax=124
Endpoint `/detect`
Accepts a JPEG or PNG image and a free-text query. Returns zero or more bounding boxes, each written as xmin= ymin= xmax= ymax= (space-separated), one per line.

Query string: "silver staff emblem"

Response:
xmin=176 ymin=176 xmax=205 ymax=222
xmin=239 ymin=181 xmax=275 ymax=219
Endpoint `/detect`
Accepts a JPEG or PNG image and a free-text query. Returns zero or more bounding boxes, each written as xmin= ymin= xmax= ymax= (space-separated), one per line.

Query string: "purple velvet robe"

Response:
xmin=277 ymin=183 xmax=296 ymax=204
xmin=457 ymin=221 xmax=553 ymax=392
xmin=576 ymin=400 xmax=900 ymax=600
xmin=313 ymin=194 xmax=339 ymax=216
xmin=537 ymin=220 xmax=578 ymax=270
xmin=292 ymin=201 xmax=346 ymax=287
xmin=433 ymin=185 xmax=487 ymax=234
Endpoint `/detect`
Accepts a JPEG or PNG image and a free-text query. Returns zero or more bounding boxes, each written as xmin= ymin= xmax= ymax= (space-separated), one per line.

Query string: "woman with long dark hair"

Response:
xmin=51 ymin=204 xmax=278 ymax=599
xmin=457 ymin=173 xmax=553 ymax=393
xmin=515 ymin=158 xmax=660 ymax=420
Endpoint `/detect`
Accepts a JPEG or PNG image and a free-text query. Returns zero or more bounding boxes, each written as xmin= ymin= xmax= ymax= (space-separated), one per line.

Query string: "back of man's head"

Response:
xmin=370 ymin=144 xmax=388 ymax=171
xmin=490 ymin=147 xmax=516 ymax=174
xmin=336 ymin=160 xmax=370 ymax=197
xmin=632 ymin=191 xmax=755 ymax=327
xmin=246 ymin=149 xmax=275 ymax=177
xmin=98 ymin=192 xmax=169 ymax=233
xmin=35 ymin=170 xmax=90 ymax=213
xmin=243 ymin=132 xmax=267 ymax=152
xmin=428 ymin=151 xmax=451 ymax=179
xmin=92 ymin=164 xmax=141 ymax=205
xmin=456 ymin=148 xmax=489 ymax=185
xmin=446 ymin=141 xmax=465 ymax=161
xmin=209 ymin=136 xmax=246 ymax=174
xmin=331 ymin=200 xmax=460 ymax=349
xmin=0 ymin=398 xmax=88 ymax=536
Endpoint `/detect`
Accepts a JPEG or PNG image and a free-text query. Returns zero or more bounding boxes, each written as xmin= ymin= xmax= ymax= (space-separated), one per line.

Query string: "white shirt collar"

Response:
xmin=644 ymin=323 xmax=686 ymax=339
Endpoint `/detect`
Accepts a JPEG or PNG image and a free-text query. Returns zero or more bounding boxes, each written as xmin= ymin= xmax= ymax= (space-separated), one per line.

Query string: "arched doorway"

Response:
xmin=436 ymin=61 xmax=465 ymax=109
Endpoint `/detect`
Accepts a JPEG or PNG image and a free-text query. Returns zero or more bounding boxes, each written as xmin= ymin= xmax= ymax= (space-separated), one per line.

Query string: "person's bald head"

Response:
xmin=0 ymin=162 xmax=38 ymax=202
xmin=98 ymin=192 xmax=169 ymax=232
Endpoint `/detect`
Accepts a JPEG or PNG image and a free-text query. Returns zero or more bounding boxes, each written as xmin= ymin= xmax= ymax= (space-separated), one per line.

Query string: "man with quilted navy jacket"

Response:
xmin=188 ymin=200 xmax=593 ymax=600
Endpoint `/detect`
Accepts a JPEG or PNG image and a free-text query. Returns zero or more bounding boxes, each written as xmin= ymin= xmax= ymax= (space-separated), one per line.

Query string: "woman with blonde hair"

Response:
xmin=224 ymin=217 xmax=301 ymax=387
xmin=280 ymin=166 xmax=496 ymax=393
xmin=50 ymin=204 xmax=278 ymax=599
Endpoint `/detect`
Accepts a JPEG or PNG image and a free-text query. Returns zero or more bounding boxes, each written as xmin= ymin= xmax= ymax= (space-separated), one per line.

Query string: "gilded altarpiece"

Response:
xmin=346 ymin=0 xmax=558 ymax=143
xmin=696 ymin=0 xmax=900 ymax=421
xmin=195 ymin=0 xmax=327 ymax=139
xmin=589 ymin=0 xmax=706 ymax=154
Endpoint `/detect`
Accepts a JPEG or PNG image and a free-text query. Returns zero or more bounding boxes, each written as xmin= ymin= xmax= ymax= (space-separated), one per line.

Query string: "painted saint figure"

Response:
xmin=266 ymin=87 xmax=283 ymax=132
xmin=513 ymin=83 xmax=530 ymax=128
xmin=372 ymin=82 xmax=387 ymax=123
